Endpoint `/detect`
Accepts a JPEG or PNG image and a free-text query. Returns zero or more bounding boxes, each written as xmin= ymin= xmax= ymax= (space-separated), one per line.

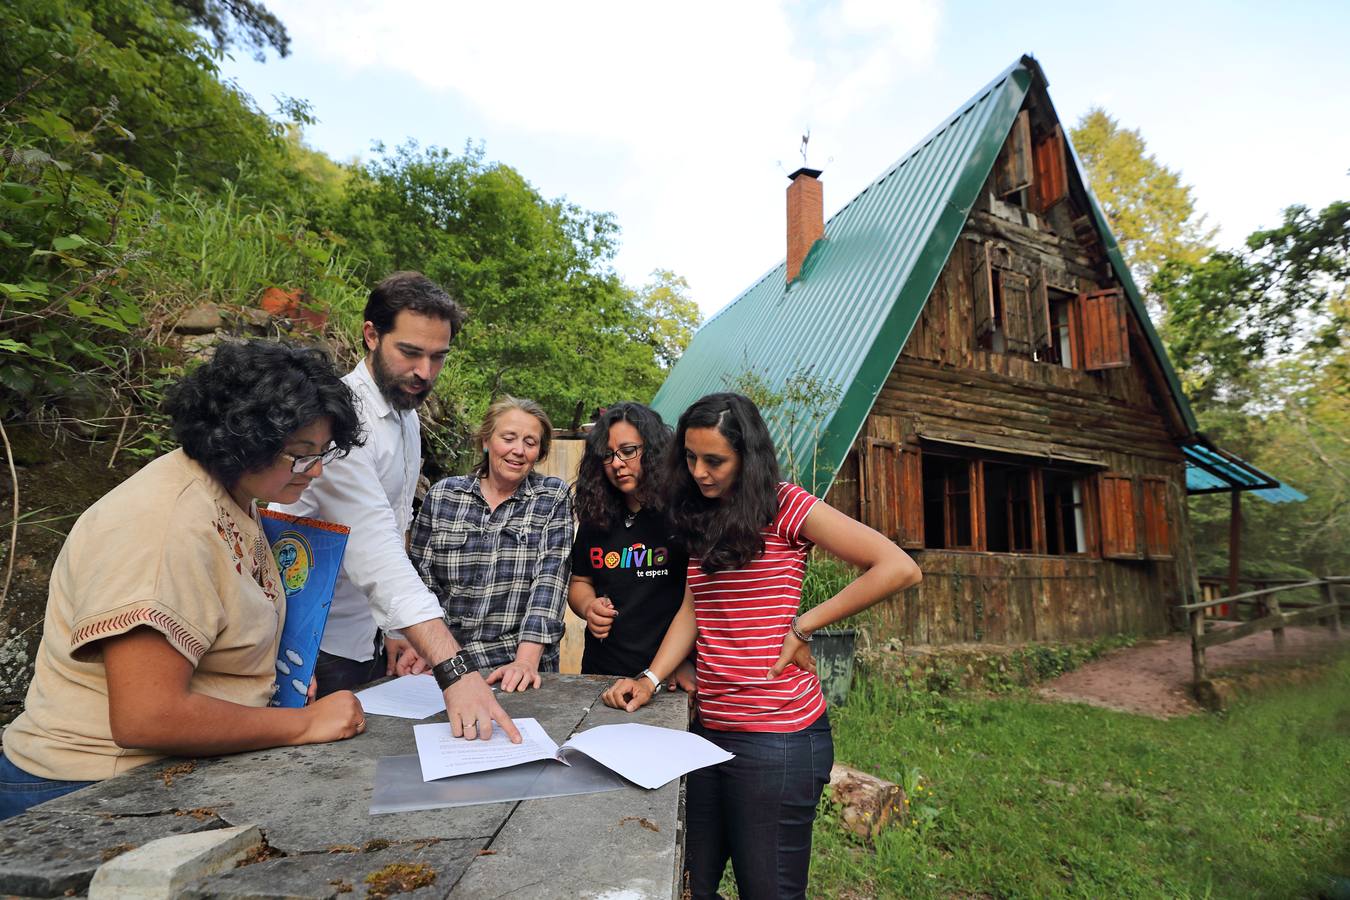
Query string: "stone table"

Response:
xmin=0 ymin=675 xmax=689 ymax=898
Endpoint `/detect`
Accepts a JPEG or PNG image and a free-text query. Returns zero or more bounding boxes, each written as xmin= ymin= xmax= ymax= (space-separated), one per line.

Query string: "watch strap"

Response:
xmin=640 ymin=668 xmax=663 ymax=693
xmin=432 ymin=653 xmax=476 ymax=691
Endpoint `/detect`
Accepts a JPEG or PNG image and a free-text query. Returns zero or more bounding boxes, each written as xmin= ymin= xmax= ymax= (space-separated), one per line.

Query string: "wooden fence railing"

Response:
xmin=1177 ymin=576 xmax=1346 ymax=683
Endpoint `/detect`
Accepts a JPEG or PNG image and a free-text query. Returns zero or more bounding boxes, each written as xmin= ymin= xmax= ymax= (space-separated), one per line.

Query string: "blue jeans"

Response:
xmin=684 ymin=712 xmax=833 ymax=900
xmin=0 ymin=751 xmax=95 ymax=821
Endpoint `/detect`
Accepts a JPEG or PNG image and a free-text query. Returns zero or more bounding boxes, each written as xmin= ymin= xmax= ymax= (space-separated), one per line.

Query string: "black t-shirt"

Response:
xmin=569 ymin=508 xmax=688 ymax=676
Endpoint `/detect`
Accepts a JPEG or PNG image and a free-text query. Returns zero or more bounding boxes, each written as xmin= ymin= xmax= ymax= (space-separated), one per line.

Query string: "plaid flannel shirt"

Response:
xmin=409 ymin=472 xmax=573 ymax=672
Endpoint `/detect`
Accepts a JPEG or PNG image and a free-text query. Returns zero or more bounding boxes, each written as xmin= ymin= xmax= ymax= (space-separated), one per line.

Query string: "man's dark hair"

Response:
xmin=166 ymin=340 xmax=363 ymax=489
xmin=363 ymin=271 xmax=466 ymax=339
xmin=666 ymin=392 xmax=781 ymax=575
xmin=574 ymin=402 xmax=673 ymax=530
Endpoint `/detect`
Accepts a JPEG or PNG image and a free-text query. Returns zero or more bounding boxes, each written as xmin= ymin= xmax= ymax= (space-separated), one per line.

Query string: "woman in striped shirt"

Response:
xmin=603 ymin=392 xmax=921 ymax=899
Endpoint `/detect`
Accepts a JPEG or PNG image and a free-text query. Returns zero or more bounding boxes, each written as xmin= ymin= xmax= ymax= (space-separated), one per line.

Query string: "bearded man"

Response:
xmin=275 ymin=271 xmax=520 ymax=743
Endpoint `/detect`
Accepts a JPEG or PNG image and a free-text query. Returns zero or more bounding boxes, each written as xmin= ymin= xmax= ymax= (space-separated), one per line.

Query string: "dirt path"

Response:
xmin=1037 ymin=624 xmax=1345 ymax=718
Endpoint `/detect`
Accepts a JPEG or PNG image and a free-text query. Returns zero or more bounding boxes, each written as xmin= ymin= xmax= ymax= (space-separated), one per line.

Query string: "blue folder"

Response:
xmin=258 ymin=509 xmax=350 ymax=708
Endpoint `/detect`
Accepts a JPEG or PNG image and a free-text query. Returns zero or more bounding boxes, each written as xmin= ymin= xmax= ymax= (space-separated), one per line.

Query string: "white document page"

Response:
xmin=355 ymin=674 xmax=446 ymax=720
xmin=414 ymin=717 xmax=559 ymax=782
xmin=562 ymin=723 xmax=733 ymax=790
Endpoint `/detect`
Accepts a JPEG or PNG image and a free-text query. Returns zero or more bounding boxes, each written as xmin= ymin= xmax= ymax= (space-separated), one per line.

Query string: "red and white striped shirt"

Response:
xmin=690 ymin=483 xmax=825 ymax=732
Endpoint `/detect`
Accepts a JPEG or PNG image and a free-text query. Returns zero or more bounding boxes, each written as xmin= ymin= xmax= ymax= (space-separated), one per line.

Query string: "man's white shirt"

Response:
xmin=273 ymin=359 xmax=443 ymax=661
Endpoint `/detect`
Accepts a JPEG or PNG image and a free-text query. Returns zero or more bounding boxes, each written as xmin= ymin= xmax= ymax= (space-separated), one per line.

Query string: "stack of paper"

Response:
xmin=412 ymin=718 xmax=733 ymax=789
xmin=355 ymin=674 xmax=445 ymax=719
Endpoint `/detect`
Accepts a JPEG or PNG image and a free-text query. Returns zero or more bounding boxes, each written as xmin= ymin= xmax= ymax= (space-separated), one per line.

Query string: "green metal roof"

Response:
xmin=651 ymin=55 xmax=1197 ymax=495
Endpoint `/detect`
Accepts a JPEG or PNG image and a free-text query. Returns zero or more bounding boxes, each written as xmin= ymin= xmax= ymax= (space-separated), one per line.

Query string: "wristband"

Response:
xmin=640 ymin=669 xmax=664 ymax=693
xmin=790 ymin=615 xmax=813 ymax=643
xmin=432 ymin=653 xmax=477 ymax=691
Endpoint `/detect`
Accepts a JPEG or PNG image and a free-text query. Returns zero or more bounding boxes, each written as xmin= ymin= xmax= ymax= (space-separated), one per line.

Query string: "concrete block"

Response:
xmin=88 ymin=823 xmax=262 ymax=899
xmin=0 ymin=808 xmax=226 ymax=897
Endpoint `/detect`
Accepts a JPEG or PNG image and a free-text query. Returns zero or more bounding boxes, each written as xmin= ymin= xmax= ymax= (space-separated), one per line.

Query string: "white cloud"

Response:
xmin=264 ymin=0 xmax=944 ymax=312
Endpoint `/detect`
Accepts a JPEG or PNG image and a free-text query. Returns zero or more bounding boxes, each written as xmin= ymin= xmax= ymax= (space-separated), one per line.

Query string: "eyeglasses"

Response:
xmin=279 ymin=444 xmax=342 ymax=474
xmin=600 ymin=444 xmax=643 ymax=465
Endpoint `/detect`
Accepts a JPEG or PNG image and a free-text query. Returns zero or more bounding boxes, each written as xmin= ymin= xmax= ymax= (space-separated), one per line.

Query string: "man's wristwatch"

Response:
xmin=639 ymin=668 xmax=664 ymax=694
xmin=432 ymin=653 xmax=477 ymax=691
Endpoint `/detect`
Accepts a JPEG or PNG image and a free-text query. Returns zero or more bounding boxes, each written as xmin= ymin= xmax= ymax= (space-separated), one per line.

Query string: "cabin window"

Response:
xmin=1043 ymin=289 xmax=1077 ymax=368
xmin=984 ymin=462 xmax=1035 ymax=553
xmin=994 ymin=110 xmax=1033 ymax=207
xmin=910 ymin=446 xmax=1096 ymax=557
xmin=922 ymin=454 xmax=975 ymax=550
xmin=1043 ymin=468 xmax=1088 ymax=554
xmin=1032 ymin=124 xmax=1069 ymax=212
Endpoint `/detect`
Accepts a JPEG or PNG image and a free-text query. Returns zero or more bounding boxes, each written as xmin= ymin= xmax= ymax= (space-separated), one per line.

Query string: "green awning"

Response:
xmin=1183 ymin=442 xmax=1306 ymax=504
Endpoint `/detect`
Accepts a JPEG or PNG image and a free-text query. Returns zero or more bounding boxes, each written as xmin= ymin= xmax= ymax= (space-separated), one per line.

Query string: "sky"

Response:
xmin=218 ymin=0 xmax=1350 ymax=319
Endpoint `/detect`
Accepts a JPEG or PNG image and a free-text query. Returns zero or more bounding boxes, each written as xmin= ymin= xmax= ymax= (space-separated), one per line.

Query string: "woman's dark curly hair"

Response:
xmin=165 ymin=340 xmax=363 ymax=489
xmin=666 ymin=392 xmax=781 ymax=574
xmin=574 ymin=402 xmax=673 ymax=530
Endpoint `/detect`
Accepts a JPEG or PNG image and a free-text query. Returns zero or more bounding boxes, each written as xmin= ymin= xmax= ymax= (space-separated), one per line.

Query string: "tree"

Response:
xmin=1187 ymin=343 xmax=1350 ymax=580
xmin=326 ymin=142 xmax=683 ymax=462
xmin=1155 ymin=200 xmax=1349 ymax=406
xmin=0 ymin=0 xmax=296 ymax=192
xmin=629 ymin=270 xmax=702 ymax=368
xmin=1070 ymin=108 xmax=1214 ymax=298
xmin=171 ymin=0 xmax=290 ymax=60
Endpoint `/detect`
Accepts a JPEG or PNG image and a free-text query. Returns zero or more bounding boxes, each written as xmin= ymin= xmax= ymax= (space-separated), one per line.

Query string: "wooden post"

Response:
xmin=1227 ymin=490 xmax=1242 ymax=603
xmin=1268 ymin=591 xmax=1285 ymax=653
xmin=1190 ymin=607 xmax=1207 ymax=684
xmin=1324 ymin=580 xmax=1343 ymax=639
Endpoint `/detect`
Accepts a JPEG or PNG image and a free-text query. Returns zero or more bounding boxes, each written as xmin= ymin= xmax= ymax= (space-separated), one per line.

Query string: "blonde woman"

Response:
xmin=408 ymin=397 xmax=572 ymax=691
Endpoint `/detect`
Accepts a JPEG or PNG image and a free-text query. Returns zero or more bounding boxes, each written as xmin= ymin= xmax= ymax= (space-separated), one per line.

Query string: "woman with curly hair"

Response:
xmin=567 ymin=403 xmax=690 ymax=679
xmin=604 ymin=392 xmax=922 ymax=899
xmin=0 ymin=341 xmax=367 ymax=821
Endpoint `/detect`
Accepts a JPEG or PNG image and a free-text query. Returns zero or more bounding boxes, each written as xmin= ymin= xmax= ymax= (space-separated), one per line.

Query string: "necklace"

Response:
xmin=623 ymin=506 xmax=639 ymax=528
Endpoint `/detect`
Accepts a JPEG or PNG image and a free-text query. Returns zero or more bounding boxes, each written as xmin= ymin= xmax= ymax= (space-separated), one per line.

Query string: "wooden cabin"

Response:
xmin=651 ymin=55 xmax=1280 ymax=646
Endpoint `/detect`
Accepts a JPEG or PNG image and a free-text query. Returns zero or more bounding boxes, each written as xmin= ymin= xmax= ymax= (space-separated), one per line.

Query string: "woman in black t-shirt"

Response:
xmin=568 ymin=403 xmax=691 ymax=681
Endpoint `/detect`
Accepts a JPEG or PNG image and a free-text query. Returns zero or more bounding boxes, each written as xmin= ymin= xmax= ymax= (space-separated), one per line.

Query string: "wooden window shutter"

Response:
xmin=1000 ymin=270 xmax=1033 ymax=355
xmin=1030 ymin=264 xmax=1053 ymax=354
xmin=1079 ymin=288 xmax=1130 ymax=370
xmin=897 ymin=442 xmax=924 ymax=548
xmin=1098 ymin=472 xmax=1141 ymax=559
xmin=972 ymin=241 xmax=996 ymax=339
xmin=996 ymin=110 xmax=1033 ymax=198
xmin=1141 ymin=475 xmax=1173 ymax=559
xmin=859 ymin=438 xmax=901 ymax=542
xmin=1032 ymin=125 xmax=1069 ymax=212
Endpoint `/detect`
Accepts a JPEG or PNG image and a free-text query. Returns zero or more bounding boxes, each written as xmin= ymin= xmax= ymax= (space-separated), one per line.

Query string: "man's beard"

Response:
xmin=370 ymin=344 xmax=433 ymax=411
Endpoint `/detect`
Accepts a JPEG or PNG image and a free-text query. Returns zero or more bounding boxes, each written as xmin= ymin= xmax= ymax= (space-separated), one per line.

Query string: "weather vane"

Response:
xmin=800 ymin=130 xmax=810 ymax=166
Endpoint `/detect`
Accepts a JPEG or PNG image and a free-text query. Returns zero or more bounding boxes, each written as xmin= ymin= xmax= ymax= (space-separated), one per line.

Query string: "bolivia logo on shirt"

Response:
xmin=590 ymin=542 xmax=669 ymax=570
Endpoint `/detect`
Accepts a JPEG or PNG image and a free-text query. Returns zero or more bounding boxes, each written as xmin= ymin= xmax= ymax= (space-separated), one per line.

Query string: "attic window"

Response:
xmin=994 ymin=110 xmax=1032 ymax=206
xmin=973 ymin=244 xmax=1131 ymax=372
xmin=1043 ymin=288 xmax=1077 ymax=368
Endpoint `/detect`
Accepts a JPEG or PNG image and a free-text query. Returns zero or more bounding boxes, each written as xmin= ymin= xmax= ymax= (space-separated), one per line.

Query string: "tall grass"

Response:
xmin=135 ymin=177 xmax=370 ymax=334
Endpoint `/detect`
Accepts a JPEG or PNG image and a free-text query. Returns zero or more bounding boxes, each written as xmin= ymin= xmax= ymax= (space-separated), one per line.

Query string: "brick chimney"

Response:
xmin=786 ymin=166 xmax=824 ymax=284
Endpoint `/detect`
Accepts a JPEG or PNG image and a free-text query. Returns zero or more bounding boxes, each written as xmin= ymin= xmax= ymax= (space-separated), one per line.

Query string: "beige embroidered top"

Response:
xmin=3 ymin=449 xmax=285 ymax=781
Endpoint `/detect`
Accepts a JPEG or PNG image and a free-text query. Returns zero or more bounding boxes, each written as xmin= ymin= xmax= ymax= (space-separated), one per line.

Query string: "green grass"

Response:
xmin=805 ymin=654 xmax=1350 ymax=899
